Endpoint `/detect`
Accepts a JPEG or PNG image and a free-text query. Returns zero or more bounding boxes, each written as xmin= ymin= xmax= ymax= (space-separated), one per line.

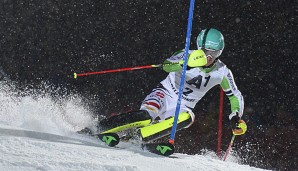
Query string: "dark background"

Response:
xmin=0 ymin=0 xmax=297 ymax=170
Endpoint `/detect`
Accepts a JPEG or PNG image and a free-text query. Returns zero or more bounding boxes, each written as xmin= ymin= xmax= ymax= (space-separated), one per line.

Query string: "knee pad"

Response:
xmin=139 ymin=111 xmax=195 ymax=142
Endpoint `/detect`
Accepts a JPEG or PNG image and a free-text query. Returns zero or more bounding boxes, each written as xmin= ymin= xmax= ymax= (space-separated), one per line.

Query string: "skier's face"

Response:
xmin=202 ymin=48 xmax=222 ymax=58
xmin=205 ymin=56 xmax=216 ymax=66
xmin=202 ymin=48 xmax=220 ymax=66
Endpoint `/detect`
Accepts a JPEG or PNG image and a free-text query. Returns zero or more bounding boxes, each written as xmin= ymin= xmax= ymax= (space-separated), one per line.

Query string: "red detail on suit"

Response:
xmin=145 ymin=102 xmax=161 ymax=109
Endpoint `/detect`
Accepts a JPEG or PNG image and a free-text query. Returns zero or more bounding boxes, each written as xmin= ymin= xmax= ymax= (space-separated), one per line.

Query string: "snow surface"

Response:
xmin=0 ymin=83 xmax=269 ymax=171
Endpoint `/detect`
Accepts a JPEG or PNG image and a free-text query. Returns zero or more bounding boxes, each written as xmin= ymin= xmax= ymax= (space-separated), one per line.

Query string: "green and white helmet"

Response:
xmin=196 ymin=28 xmax=224 ymax=58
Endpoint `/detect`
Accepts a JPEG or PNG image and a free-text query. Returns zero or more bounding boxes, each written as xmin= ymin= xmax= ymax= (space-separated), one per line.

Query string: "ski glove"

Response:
xmin=229 ymin=112 xmax=247 ymax=135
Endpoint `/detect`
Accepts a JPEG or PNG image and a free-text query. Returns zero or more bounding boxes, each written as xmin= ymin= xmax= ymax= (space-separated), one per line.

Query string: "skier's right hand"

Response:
xmin=162 ymin=60 xmax=183 ymax=72
xmin=187 ymin=50 xmax=207 ymax=67
xmin=163 ymin=50 xmax=207 ymax=72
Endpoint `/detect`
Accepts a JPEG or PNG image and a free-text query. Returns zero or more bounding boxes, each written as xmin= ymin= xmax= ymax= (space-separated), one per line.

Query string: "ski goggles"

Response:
xmin=202 ymin=48 xmax=222 ymax=58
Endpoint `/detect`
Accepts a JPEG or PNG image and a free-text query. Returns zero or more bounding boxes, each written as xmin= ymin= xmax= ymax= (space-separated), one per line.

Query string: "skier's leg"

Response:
xmin=139 ymin=83 xmax=170 ymax=120
xmin=138 ymin=83 xmax=196 ymax=142
xmin=95 ymin=83 xmax=170 ymax=135
xmin=98 ymin=110 xmax=152 ymax=134
xmin=139 ymin=111 xmax=195 ymax=143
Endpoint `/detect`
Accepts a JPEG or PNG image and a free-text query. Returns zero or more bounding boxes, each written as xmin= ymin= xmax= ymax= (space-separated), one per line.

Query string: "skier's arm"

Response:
xmin=162 ymin=50 xmax=207 ymax=72
xmin=162 ymin=50 xmax=184 ymax=72
xmin=220 ymin=69 xmax=247 ymax=135
xmin=220 ymin=69 xmax=244 ymax=115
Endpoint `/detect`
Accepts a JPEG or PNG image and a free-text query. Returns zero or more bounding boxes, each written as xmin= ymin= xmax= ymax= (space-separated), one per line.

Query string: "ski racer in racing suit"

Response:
xmin=80 ymin=28 xmax=247 ymax=143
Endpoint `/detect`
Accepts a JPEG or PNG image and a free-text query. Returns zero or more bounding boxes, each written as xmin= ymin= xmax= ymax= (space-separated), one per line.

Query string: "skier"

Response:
xmin=79 ymin=28 xmax=247 ymax=146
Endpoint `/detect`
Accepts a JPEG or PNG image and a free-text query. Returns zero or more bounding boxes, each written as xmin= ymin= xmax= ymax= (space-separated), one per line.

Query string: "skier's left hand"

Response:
xmin=229 ymin=112 xmax=247 ymax=135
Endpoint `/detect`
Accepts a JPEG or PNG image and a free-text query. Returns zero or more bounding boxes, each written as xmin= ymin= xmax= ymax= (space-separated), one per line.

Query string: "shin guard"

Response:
xmin=139 ymin=112 xmax=193 ymax=143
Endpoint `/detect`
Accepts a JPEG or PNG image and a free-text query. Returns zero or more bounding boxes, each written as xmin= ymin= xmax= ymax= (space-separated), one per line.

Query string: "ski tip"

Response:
xmin=74 ymin=73 xmax=77 ymax=79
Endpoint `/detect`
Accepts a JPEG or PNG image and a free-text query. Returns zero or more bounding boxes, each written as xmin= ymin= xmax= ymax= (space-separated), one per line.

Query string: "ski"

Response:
xmin=142 ymin=142 xmax=175 ymax=156
xmin=94 ymin=133 xmax=120 ymax=147
xmin=78 ymin=129 xmax=175 ymax=156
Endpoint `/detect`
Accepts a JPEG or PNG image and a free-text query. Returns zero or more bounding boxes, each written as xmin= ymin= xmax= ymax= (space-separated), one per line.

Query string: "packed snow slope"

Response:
xmin=0 ymin=82 xmax=269 ymax=171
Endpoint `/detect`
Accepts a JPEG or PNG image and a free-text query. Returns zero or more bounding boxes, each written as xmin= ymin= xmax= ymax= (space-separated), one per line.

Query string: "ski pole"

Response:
xmin=169 ymin=0 xmax=195 ymax=144
xmin=223 ymin=134 xmax=236 ymax=161
xmin=73 ymin=64 xmax=161 ymax=78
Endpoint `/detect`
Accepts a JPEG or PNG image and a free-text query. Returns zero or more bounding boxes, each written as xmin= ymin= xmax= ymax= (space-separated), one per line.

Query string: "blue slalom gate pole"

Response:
xmin=169 ymin=0 xmax=195 ymax=144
